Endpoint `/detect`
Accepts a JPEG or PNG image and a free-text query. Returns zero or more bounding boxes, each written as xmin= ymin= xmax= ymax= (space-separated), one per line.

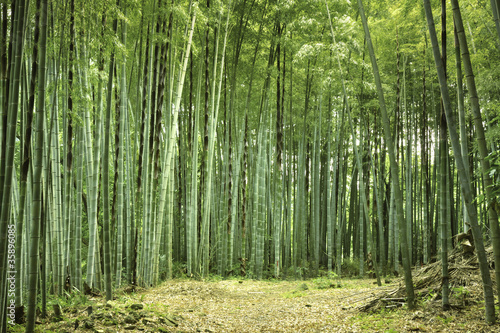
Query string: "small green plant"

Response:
xmin=206 ymin=274 xmax=224 ymax=282
xmin=452 ymin=286 xmax=469 ymax=305
xmin=437 ymin=315 xmax=454 ymax=325
xmin=297 ymin=283 xmax=309 ymax=291
xmin=171 ymin=261 xmax=188 ymax=279
xmin=281 ymin=290 xmax=306 ymax=298
xmin=341 ymin=258 xmax=360 ymax=277
xmin=418 ymin=288 xmax=436 ymax=304
xmin=6 ymin=323 xmax=24 ymax=333
xmin=295 ymin=265 xmax=309 ymax=279
xmin=311 ymin=271 xmax=338 ymax=289
xmin=350 ymin=312 xmax=389 ymax=331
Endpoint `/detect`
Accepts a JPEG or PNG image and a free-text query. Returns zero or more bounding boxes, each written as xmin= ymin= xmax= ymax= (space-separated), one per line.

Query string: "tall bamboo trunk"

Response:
xmin=357 ymin=0 xmax=414 ymax=307
xmin=102 ymin=3 xmax=119 ymax=301
xmin=15 ymin=0 xmax=42 ymax=319
xmin=424 ymin=0 xmax=496 ymax=323
xmin=450 ymin=0 xmax=500 ymax=300
xmin=0 ymin=1 xmax=28 ymax=330
xmin=26 ymin=0 xmax=48 ymax=330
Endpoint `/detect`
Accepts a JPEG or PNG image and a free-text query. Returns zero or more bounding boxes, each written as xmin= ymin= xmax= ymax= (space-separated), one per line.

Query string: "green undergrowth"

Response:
xmin=11 ymin=285 xmax=178 ymax=333
xmin=350 ymin=308 xmax=412 ymax=332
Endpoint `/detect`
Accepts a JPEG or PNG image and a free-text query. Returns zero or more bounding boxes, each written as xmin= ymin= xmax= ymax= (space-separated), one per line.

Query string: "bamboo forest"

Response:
xmin=2 ymin=0 xmax=500 ymax=331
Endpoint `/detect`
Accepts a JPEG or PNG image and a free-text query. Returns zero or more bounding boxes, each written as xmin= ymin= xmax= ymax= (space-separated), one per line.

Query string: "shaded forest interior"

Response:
xmin=1 ymin=0 xmax=500 ymax=330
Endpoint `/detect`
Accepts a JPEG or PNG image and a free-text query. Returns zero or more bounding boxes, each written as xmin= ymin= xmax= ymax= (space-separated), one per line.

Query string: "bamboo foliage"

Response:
xmin=450 ymin=0 xmax=500 ymax=300
xmin=3 ymin=0 xmax=500 ymax=330
xmin=198 ymin=0 xmax=232 ymax=277
xmin=156 ymin=4 xmax=196 ymax=279
xmin=424 ymin=0 xmax=496 ymax=323
xmin=357 ymin=0 xmax=415 ymax=308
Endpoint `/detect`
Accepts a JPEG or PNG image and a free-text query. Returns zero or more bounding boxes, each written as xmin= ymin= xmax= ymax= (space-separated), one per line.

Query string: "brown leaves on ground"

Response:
xmin=23 ymin=274 xmax=500 ymax=332
xmin=141 ymin=278 xmax=362 ymax=332
xmin=138 ymin=277 xmax=499 ymax=332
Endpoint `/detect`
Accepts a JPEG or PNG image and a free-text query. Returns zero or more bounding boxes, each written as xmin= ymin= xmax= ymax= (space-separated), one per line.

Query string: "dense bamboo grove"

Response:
xmin=1 ymin=0 xmax=500 ymax=330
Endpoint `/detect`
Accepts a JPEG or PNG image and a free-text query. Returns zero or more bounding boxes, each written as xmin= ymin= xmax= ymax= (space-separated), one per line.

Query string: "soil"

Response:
xmin=14 ymin=276 xmax=500 ymax=333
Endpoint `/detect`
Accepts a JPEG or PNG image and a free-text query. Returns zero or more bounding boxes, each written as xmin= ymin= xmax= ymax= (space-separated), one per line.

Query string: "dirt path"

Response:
xmin=140 ymin=278 xmax=498 ymax=333
xmin=141 ymin=278 xmax=368 ymax=332
xmin=27 ymin=277 xmax=500 ymax=332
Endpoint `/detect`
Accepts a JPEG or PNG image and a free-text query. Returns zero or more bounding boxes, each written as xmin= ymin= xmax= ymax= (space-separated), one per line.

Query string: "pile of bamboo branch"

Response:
xmin=357 ymin=245 xmax=495 ymax=312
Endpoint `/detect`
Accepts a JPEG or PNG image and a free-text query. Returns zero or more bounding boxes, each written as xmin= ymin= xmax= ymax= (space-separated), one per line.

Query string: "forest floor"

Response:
xmin=15 ymin=272 xmax=500 ymax=333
